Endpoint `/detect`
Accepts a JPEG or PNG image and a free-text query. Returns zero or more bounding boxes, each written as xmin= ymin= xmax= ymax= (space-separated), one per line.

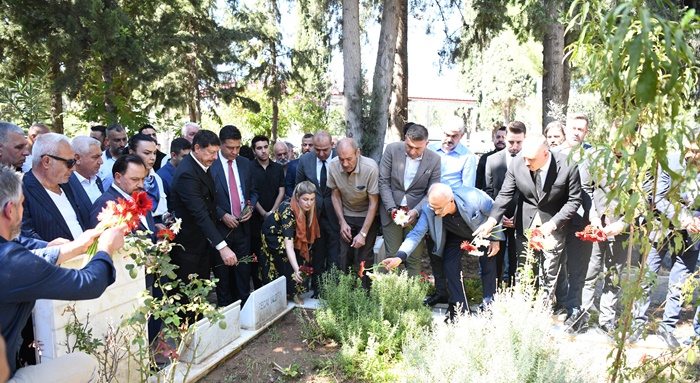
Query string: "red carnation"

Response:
xmin=575 ymin=225 xmax=607 ymax=243
xmin=460 ymin=240 xmax=477 ymax=252
xmin=157 ymin=228 xmax=176 ymax=241
xmin=528 ymin=228 xmax=545 ymax=250
xmin=359 ymin=261 xmax=365 ymax=277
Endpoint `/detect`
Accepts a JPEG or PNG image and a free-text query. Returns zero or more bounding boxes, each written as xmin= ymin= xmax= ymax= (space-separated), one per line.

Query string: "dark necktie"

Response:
xmin=535 ymin=169 xmax=543 ymax=199
xmin=320 ymin=160 xmax=327 ymax=193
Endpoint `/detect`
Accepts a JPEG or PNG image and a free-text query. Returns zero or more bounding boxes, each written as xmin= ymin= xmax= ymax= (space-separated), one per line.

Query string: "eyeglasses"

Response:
xmin=42 ymin=154 xmax=76 ymax=168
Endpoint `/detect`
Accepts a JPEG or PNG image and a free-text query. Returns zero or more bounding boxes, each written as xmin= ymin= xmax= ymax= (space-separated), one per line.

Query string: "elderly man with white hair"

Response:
xmin=22 ymin=133 xmax=92 ymax=241
xmin=475 ymin=133 xmax=582 ymax=306
xmin=424 ymin=115 xmax=478 ymax=306
xmin=160 ymin=122 xmax=200 ymax=168
xmin=70 ymin=136 xmax=105 ymax=204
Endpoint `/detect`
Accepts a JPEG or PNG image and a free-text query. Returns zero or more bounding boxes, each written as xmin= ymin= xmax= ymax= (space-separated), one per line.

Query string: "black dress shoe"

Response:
xmin=424 ymin=294 xmax=449 ymax=306
xmin=658 ymin=329 xmax=680 ymax=350
xmin=310 ymin=291 xmax=319 ymax=299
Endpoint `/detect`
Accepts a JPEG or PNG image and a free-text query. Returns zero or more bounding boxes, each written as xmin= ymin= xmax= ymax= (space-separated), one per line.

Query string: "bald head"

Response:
xmin=273 ymin=141 xmax=290 ymax=166
xmin=521 ymin=133 xmax=550 ymax=172
xmin=427 ymin=183 xmax=457 ymax=217
xmin=336 ymin=137 xmax=360 ymax=173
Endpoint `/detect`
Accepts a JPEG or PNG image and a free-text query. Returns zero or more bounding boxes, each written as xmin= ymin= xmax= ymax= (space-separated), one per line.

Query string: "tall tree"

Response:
xmin=342 ymin=0 xmax=363 ymax=141
xmin=387 ymin=0 xmax=408 ymax=142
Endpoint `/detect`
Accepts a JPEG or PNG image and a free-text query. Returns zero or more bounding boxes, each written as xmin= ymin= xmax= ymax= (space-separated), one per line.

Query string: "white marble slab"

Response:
xmin=240 ymin=276 xmax=287 ymax=331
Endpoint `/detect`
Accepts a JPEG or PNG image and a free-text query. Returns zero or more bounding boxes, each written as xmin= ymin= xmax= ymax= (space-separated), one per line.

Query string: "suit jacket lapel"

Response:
xmin=96 ymin=177 xmax=104 ymax=193
xmin=540 ymin=157 xmax=558 ymax=200
xmin=236 ymin=159 xmax=246 ymax=198
xmin=27 ymin=172 xmax=72 ymax=236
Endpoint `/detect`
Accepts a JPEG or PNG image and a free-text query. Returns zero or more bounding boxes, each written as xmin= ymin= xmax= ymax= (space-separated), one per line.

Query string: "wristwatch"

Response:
xmin=360 ymin=231 xmax=367 ymax=238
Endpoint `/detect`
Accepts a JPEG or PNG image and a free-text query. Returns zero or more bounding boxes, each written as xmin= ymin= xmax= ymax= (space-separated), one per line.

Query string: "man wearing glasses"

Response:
xmin=21 ymin=133 xmax=91 ymax=241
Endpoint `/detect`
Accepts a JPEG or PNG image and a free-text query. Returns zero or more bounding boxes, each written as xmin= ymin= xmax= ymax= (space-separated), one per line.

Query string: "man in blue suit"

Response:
xmin=69 ymin=136 xmax=105 ymax=208
xmin=285 ymin=133 xmax=314 ymax=197
xmin=0 ymin=163 xmax=125 ymax=381
xmin=22 ymin=133 xmax=91 ymax=242
xmin=296 ymin=130 xmax=338 ymax=298
xmin=210 ymin=125 xmax=258 ymax=306
xmin=382 ymin=183 xmax=503 ymax=318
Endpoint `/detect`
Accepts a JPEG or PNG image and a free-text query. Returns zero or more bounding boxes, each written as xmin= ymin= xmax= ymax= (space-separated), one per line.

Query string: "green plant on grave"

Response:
xmin=567 ymin=0 xmax=700 ymax=381
xmin=314 ymin=268 xmax=433 ymax=382
xmin=121 ymin=222 xmax=225 ymax=383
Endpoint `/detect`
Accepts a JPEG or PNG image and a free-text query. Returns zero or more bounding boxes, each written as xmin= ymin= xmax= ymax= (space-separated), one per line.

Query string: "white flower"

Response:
xmin=541 ymin=235 xmax=557 ymax=251
xmin=473 ymin=237 xmax=490 ymax=248
xmin=393 ymin=209 xmax=410 ymax=226
xmin=170 ymin=218 xmax=183 ymax=234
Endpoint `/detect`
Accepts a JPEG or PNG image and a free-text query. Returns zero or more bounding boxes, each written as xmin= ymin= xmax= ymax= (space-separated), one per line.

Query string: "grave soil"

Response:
xmin=199 ymin=308 xmax=355 ymax=383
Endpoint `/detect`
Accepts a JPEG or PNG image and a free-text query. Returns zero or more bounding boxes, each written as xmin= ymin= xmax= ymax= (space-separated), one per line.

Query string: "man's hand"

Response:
xmin=538 ymin=221 xmax=557 ymax=236
xmin=47 ymin=237 xmax=70 ymax=247
xmin=340 ymin=222 xmax=352 ymax=243
xmin=405 ymin=209 xmax=419 ymax=227
xmin=97 ymin=226 xmax=127 ymax=256
xmin=70 ymin=229 xmax=103 ymax=253
xmin=502 ymin=216 xmax=515 ymax=229
xmin=350 ymin=233 xmax=366 ymax=248
xmin=603 ymin=221 xmax=625 ymax=236
xmin=222 ymin=213 xmax=239 ymax=229
xmin=220 ymin=246 xmax=238 ymax=266
xmin=381 ymin=257 xmax=403 ymax=270
xmin=155 ymin=223 xmax=167 ymax=232
xmin=487 ymin=241 xmax=500 ymax=257
xmin=688 ymin=217 xmax=700 ymax=234
xmin=474 ymin=217 xmax=497 ymax=238
xmin=240 ymin=209 xmax=253 ymax=223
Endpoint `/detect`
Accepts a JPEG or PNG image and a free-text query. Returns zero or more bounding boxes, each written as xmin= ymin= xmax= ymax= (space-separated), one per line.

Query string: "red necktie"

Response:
xmin=228 ymin=160 xmax=242 ymax=216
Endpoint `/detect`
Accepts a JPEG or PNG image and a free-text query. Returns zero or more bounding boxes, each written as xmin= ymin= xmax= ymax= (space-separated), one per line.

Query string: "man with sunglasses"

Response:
xmin=21 ymin=133 xmax=91 ymax=242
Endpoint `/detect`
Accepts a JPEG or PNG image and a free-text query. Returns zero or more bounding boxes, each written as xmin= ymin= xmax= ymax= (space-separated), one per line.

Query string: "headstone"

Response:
xmin=33 ymin=248 xmax=146 ymax=383
xmin=240 ymin=276 xmax=287 ymax=330
xmin=179 ymin=301 xmax=241 ymax=363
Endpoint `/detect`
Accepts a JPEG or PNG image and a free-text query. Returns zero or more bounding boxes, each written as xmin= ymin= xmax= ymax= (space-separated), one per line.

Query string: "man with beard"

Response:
xmin=0 ymin=164 xmax=125 ymax=382
xmin=545 ymin=121 xmax=566 ymax=148
xmin=476 ymin=126 xmax=506 ymax=190
xmin=273 ymin=141 xmax=291 ymax=178
xmin=286 ymin=133 xmax=315 ymax=197
xmin=0 ymin=122 xmax=31 ymax=172
xmin=69 ymin=136 xmax=104 ymax=205
xmin=97 ymin=123 xmax=128 ymax=182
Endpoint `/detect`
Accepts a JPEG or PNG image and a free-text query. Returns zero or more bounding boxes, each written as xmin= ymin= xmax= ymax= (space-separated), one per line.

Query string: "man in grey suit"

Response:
xmin=483 ymin=121 xmax=526 ymax=286
xmin=378 ymin=124 xmax=441 ymax=277
xmin=296 ymin=130 xmax=338 ymax=297
xmin=476 ymin=133 xmax=582 ymax=303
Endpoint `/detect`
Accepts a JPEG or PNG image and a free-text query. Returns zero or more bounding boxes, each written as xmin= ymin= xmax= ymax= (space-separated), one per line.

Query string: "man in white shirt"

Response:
xmin=21 ymin=133 xmax=90 ymax=241
xmin=97 ymin=123 xmax=127 ymax=182
xmin=70 ymin=136 xmax=104 ymax=204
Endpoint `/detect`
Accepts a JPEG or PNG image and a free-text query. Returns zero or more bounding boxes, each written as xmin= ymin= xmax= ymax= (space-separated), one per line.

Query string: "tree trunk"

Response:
xmin=342 ymin=0 xmax=362 ymax=141
xmin=388 ymin=0 xmax=408 ymax=143
xmin=49 ymin=61 xmax=64 ymax=133
xmin=365 ymin=0 xmax=400 ymax=162
xmin=542 ymin=1 xmax=570 ymax=126
xmin=270 ymin=39 xmax=279 ymax=142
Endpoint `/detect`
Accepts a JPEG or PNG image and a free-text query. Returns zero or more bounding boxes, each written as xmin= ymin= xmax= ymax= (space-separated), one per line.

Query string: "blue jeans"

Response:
xmin=634 ymin=238 xmax=699 ymax=331
xmin=477 ymin=252 xmax=497 ymax=303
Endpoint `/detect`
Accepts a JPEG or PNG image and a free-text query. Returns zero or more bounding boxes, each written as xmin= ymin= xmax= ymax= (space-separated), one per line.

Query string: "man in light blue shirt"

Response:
xmin=424 ymin=116 xmax=478 ymax=306
xmin=428 ymin=116 xmax=478 ymax=188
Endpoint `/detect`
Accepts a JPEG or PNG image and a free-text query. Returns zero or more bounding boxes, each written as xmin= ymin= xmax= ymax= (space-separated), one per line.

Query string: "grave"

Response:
xmin=240 ymin=276 xmax=287 ymax=330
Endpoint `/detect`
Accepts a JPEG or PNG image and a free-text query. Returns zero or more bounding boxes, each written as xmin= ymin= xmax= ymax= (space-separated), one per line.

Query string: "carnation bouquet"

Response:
xmin=575 ymin=225 xmax=607 ymax=243
xmin=528 ymin=228 xmax=557 ymax=251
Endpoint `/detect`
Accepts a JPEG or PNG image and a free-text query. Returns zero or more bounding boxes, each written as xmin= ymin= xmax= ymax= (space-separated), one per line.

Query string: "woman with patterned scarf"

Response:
xmin=260 ymin=180 xmax=320 ymax=300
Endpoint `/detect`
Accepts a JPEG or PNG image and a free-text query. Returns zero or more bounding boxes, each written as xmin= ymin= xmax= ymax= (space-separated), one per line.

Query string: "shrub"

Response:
xmin=315 ymin=268 xmax=433 ymax=382
xmin=396 ymin=290 xmax=599 ymax=383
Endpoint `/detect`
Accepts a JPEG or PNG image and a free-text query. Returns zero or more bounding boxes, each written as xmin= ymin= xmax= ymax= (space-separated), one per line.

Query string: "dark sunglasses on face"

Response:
xmin=41 ymin=154 xmax=76 ymax=168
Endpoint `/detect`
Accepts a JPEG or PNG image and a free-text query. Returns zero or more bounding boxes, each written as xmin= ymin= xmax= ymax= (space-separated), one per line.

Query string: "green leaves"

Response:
xmin=635 ymin=59 xmax=658 ymax=105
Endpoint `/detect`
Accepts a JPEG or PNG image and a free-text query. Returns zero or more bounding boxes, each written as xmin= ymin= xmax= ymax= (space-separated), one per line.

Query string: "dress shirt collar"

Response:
xmin=75 ymin=171 xmax=97 ymax=185
xmin=405 ymin=151 xmax=423 ymax=161
xmin=432 ymin=141 xmax=467 ymax=156
xmin=111 ymin=184 xmax=132 ymax=199
xmin=538 ymin=151 xmax=553 ymax=176
xmin=190 ymin=152 xmax=209 ymax=171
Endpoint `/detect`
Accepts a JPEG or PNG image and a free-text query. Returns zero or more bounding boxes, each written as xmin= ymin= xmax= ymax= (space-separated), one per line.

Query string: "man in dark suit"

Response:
xmin=285 ymin=133 xmax=314 ymax=197
xmin=210 ymin=125 xmax=258 ymax=307
xmin=70 ymin=136 xmax=105 ymax=207
xmin=378 ymin=124 xmax=441 ymax=277
xmin=475 ymin=126 xmax=506 ymax=190
xmin=476 ymin=133 xmax=582 ymax=303
xmin=0 ymin=122 xmax=31 ymax=172
xmin=22 ymin=133 xmax=91 ymax=241
xmin=296 ymin=130 xmax=338 ymax=297
xmin=483 ymin=121 xmax=526 ymax=286
xmin=170 ymin=130 xmax=237 ymax=295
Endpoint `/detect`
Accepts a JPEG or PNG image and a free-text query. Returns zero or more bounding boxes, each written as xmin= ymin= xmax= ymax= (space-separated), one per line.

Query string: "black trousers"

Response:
xmin=210 ymin=226 xmax=252 ymax=307
xmin=311 ymin=208 xmax=340 ymax=292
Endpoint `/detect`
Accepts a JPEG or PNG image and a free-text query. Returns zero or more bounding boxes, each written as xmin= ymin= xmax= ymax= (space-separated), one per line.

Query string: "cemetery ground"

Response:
xmin=199 ymin=255 xmax=700 ymax=383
